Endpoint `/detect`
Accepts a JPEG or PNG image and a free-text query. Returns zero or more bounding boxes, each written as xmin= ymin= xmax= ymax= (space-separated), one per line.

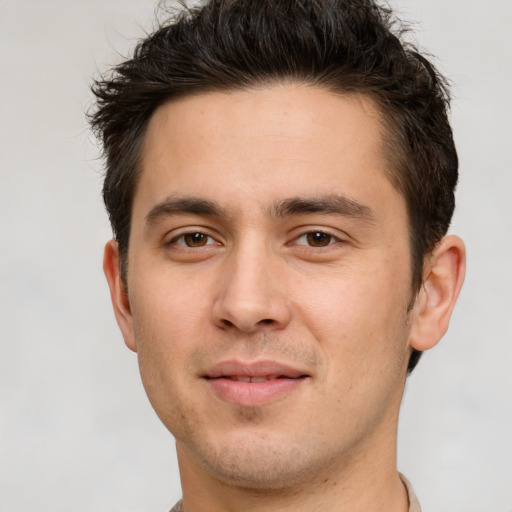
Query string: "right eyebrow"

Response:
xmin=145 ymin=196 xmax=226 ymax=227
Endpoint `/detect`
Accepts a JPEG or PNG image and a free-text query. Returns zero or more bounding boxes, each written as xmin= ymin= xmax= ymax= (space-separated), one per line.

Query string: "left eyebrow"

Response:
xmin=271 ymin=195 xmax=376 ymax=224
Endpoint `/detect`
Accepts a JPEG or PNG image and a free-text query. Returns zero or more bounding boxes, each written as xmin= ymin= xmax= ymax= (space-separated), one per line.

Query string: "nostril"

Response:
xmin=222 ymin=318 xmax=272 ymax=327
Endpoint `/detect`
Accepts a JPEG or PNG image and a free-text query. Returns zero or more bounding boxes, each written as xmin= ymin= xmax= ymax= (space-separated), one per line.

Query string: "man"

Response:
xmin=90 ymin=0 xmax=465 ymax=510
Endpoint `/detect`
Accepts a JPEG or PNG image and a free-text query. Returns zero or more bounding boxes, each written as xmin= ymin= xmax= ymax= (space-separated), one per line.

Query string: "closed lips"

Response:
xmin=204 ymin=360 xmax=309 ymax=380
xmin=211 ymin=375 xmax=307 ymax=382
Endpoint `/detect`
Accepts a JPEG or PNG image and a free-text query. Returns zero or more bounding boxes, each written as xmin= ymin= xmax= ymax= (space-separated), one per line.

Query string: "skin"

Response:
xmin=104 ymin=84 xmax=465 ymax=512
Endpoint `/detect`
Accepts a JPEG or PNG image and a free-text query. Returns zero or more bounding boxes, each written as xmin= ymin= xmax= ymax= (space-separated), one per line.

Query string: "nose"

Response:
xmin=212 ymin=243 xmax=292 ymax=333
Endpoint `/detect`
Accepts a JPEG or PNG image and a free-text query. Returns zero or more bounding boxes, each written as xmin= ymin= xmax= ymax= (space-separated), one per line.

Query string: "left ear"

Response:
xmin=409 ymin=235 xmax=466 ymax=351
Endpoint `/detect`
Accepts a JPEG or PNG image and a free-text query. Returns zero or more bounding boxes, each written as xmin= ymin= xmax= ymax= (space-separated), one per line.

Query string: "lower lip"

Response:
xmin=206 ymin=377 xmax=307 ymax=407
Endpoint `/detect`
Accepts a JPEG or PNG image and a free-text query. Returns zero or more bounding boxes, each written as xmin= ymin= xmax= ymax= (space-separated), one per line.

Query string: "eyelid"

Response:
xmin=172 ymin=233 xmax=218 ymax=247
xmin=294 ymin=232 xmax=339 ymax=247
xmin=288 ymin=227 xmax=348 ymax=247
xmin=164 ymin=227 xmax=223 ymax=247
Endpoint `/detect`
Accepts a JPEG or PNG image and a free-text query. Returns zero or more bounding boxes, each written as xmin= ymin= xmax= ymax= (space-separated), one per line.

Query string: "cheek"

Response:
xmin=294 ymin=267 xmax=411 ymax=426
xmin=130 ymin=288 xmax=203 ymax=434
xmin=293 ymin=261 xmax=411 ymax=367
xmin=130 ymin=265 xmax=214 ymax=336
xmin=128 ymin=271 xmax=211 ymax=393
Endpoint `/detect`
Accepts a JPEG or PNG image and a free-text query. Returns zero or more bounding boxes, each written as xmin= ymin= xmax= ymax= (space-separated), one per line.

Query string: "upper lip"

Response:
xmin=204 ymin=360 xmax=309 ymax=379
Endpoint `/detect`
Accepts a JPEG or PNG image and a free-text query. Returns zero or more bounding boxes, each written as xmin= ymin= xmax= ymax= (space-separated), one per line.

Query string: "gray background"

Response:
xmin=1 ymin=0 xmax=511 ymax=510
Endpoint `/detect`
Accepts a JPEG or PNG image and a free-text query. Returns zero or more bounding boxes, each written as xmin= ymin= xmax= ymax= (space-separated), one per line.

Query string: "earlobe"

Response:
xmin=409 ymin=235 xmax=466 ymax=352
xmin=103 ymin=240 xmax=137 ymax=352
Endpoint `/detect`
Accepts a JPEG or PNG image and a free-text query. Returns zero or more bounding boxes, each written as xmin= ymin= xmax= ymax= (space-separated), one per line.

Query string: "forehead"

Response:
xmin=135 ymin=85 xmax=402 ymax=220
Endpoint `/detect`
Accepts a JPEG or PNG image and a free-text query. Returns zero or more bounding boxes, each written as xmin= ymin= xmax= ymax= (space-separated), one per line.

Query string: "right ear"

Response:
xmin=103 ymin=240 xmax=137 ymax=352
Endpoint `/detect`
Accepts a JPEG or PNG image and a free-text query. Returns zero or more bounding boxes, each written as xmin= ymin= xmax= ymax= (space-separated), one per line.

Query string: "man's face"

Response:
xmin=118 ymin=85 xmax=417 ymax=488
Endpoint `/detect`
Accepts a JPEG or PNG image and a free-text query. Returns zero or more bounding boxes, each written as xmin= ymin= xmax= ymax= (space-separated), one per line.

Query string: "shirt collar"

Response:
xmin=399 ymin=473 xmax=422 ymax=512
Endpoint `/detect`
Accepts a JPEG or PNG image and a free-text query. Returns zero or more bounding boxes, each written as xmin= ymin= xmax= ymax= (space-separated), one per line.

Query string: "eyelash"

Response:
xmin=168 ymin=231 xmax=220 ymax=248
xmin=293 ymin=231 xmax=341 ymax=248
xmin=167 ymin=229 xmax=343 ymax=249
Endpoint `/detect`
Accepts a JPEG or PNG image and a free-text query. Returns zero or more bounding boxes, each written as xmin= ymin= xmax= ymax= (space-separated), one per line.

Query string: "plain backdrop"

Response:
xmin=1 ymin=1 xmax=511 ymax=510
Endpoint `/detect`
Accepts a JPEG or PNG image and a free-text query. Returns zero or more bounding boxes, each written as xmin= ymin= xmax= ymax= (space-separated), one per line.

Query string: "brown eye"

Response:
xmin=306 ymin=232 xmax=333 ymax=247
xmin=170 ymin=231 xmax=219 ymax=249
xmin=183 ymin=233 xmax=209 ymax=247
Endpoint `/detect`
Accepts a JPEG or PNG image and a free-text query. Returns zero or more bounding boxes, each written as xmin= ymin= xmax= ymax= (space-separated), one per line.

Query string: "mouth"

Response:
xmin=216 ymin=375 xmax=306 ymax=382
xmin=203 ymin=360 xmax=310 ymax=406
xmin=204 ymin=359 xmax=308 ymax=379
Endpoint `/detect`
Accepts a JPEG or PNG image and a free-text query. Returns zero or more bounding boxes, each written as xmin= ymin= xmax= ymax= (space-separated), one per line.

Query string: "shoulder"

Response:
xmin=169 ymin=500 xmax=183 ymax=512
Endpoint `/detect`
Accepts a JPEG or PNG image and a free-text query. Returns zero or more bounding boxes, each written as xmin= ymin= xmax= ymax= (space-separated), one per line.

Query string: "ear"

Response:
xmin=103 ymin=240 xmax=137 ymax=352
xmin=409 ymin=235 xmax=466 ymax=351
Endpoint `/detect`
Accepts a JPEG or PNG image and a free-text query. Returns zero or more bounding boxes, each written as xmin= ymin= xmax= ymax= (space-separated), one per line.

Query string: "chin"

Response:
xmin=191 ymin=434 xmax=333 ymax=492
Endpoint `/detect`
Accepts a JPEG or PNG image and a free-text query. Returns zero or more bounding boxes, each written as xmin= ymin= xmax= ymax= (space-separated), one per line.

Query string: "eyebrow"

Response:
xmin=145 ymin=193 xmax=375 ymax=227
xmin=271 ymin=195 xmax=375 ymax=224
xmin=145 ymin=196 xmax=226 ymax=226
